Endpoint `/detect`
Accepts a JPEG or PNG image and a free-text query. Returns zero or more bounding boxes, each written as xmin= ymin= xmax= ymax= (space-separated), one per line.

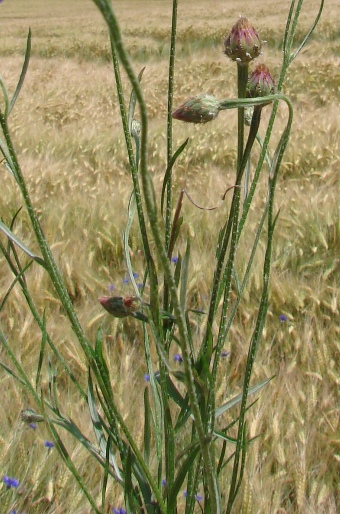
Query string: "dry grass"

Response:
xmin=0 ymin=0 xmax=339 ymax=513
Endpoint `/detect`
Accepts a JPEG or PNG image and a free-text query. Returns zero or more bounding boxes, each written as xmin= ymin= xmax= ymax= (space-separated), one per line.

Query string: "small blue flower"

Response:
xmin=221 ymin=351 xmax=230 ymax=357
xmin=29 ymin=422 xmax=37 ymax=430
xmin=279 ymin=314 xmax=287 ymax=322
xmin=161 ymin=479 xmax=166 ymax=487
xmin=195 ymin=494 xmax=203 ymax=502
xmin=137 ymin=282 xmax=143 ymax=289
xmin=44 ymin=441 xmax=54 ymax=448
xmin=122 ymin=277 xmax=129 ymax=284
xmin=132 ymin=272 xmax=139 ymax=279
xmin=108 ymin=283 xmax=115 ymax=293
xmin=3 ymin=476 xmax=19 ymax=488
xmin=183 ymin=490 xmax=187 ymax=498
xmin=113 ymin=508 xmax=126 ymax=514
xmin=144 ymin=374 xmax=150 ymax=382
xmin=174 ymin=353 xmax=183 ymax=363
xmin=171 ymin=256 xmax=178 ymax=264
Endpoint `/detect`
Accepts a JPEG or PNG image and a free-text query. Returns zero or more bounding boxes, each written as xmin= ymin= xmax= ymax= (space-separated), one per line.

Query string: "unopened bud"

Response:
xmin=224 ymin=17 xmax=262 ymax=63
xmin=131 ymin=119 xmax=141 ymax=138
xmin=172 ymin=95 xmax=220 ymax=124
xmin=247 ymin=64 xmax=275 ymax=99
xmin=21 ymin=408 xmax=44 ymax=423
xmin=244 ymin=106 xmax=254 ymax=126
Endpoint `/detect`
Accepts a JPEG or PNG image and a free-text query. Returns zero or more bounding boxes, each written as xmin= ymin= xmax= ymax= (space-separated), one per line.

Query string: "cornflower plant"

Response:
xmin=0 ymin=0 xmax=324 ymax=513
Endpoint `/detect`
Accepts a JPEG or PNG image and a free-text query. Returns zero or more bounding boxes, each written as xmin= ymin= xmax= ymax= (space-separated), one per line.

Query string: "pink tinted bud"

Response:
xmin=172 ymin=94 xmax=220 ymax=124
xmin=247 ymin=64 xmax=276 ymax=98
xmin=224 ymin=17 xmax=262 ymax=63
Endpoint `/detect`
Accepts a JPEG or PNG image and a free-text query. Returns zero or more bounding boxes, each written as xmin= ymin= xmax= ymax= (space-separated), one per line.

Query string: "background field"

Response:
xmin=0 ymin=1 xmax=339 ymax=513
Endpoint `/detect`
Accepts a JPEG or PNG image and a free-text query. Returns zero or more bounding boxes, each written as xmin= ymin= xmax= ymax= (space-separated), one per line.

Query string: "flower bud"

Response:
xmin=131 ymin=118 xmax=141 ymax=138
xmin=21 ymin=408 xmax=44 ymax=423
xmin=244 ymin=106 xmax=254 ymax=126
xmin=224 ymin=17 xmax=262 ymax=63
xmin=172 ymin=94 xmax=220 ymax=124
xmin=98 ymin=295 xmax=148 ymax=322
xmin=247 ymin=64 xmax=275 ymax=99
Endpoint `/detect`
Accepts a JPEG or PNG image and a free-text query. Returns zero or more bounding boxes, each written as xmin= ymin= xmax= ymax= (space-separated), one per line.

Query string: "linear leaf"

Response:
xmin=0 ymin=219 xmax=45 ymax=267
xmin=215 ymin=376 xmax=274 ymax=419
xmin=9 ymin=29 xmax=32 ymax=116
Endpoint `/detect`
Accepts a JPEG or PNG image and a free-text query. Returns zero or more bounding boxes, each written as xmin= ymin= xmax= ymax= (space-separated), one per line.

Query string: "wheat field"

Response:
xmin=0 ymin=0 xmax=339 ymax=513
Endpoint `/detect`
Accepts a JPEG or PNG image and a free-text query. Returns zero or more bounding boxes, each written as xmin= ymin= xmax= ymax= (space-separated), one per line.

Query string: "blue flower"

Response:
xmin=113 ymin=508 xmax=126 ymax=514
xmin=132 ymin=272 xmax=139 ymax=279
xmin=182 ymin=489 xmax=203 ymax=502
xmin=174 ymin=353 xmax=183 ymax=363
xmin=161 ymin=479 xmax=166 ymax=487
xmin=44 ymin=441 xmax=54 ymax=448
xmin=144 ymin=374 xmax=150 ymax=382
xmin=122 ymin=277 xmax=129 ymax=284
xmin=29 ymin=422 xmax=37 ymax=430
xmin=171 ymin=256 xmax=178 ymax=264
xmin=3 ymin=475 xmax=19 ymax=488
xmin=108 ymin=283 xmax=115 ymax=293
xmin=221 ymin=351 xmax=230 ymax=357
xmin=279 ymin=314 xmax=287 ymax=322
xmin=137 ymin=283 xmax=143 ymax=289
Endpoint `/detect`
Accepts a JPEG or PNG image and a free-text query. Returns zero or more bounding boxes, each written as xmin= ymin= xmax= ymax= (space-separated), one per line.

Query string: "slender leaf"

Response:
xmin=143 ymin=387 xmax=152 ymax=466
xmin=124 ymin=448 xmax=137 ymax=513
xmin=168 ymin=444 xmax=201 ymax=512
xmin=35 ymin=311 xmax=47 ymax=391
xmin=215 ymin=377 xmax=274 ymax=419
xmin=128 ymin=66 xmax=145 ymax=132
xmin=9 ymin=29 xmax=32 ymax=116
xmin=161 ymin=138 xmax=189 ymax=215
xmin=88 ymin=371 xmax=123 ymax=480
xmin=0 ymin=219 xmax=46 ymax=267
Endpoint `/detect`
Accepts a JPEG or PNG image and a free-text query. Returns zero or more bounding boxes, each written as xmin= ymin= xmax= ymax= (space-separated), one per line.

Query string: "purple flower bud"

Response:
xmin=98 ymin=295 xmax=143 ymax=318
xmin=44 ymin=441 xmax=54 ymax=448
xmin=247 ymin=64 xmax=276 ymax=99
xmin=172 ymin=95 xmax=220 ymax=124
xmin=174 ymin=353 xmax=183 ymax=363
xmin=224 ymin=17 xmax=262 ymax=63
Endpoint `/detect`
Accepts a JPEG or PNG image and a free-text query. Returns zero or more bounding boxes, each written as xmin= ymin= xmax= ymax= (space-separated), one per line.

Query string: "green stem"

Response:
xmin=210 ymin=106 xmax=262 ymax=400
xmin=236 ymin=63 xmax=249 ymax=170
xmin=165 ymin=0 xmax=178 ymax=249
xmin=226 ymin=98 xmax=293 ymax=514
xmin=201 ymin=93 xmax=290 ymax=353
xmin=92 ymin=1 xmax=218 ymax=511
xmin=109 ymin=38 xmax=153 ymax=273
